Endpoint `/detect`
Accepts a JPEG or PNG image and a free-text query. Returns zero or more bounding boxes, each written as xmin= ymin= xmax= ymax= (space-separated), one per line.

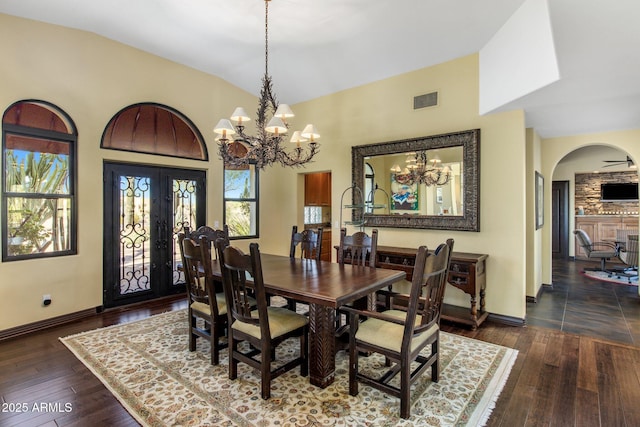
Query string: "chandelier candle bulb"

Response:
xmin=301 ymin=124 xmax=320 ymax=142
xmin=230 ymin=107 xmax=251 ymax=125
xmin=265 ymin=116 xmax=287 ymax=134
xmin=274 ymin=104 xmax=295 ymax=119
xmin=213 ymin=119 xmax=236 ymax=139
xmin=290 ymin=131 xmax=307 ymax=147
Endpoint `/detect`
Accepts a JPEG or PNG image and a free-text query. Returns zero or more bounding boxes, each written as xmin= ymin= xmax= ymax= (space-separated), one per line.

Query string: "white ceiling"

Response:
xmin=1 ymin=0 xmax=639 ymax=138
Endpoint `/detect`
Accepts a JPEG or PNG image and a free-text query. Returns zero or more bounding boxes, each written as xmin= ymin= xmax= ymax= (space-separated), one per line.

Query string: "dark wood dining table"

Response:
xmin=210 ymin=253 xmax=405 ymax=388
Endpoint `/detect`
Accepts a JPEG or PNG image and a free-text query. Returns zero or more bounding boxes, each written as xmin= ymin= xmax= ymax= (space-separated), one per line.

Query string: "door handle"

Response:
xmin=155 ymin=220 xmax=169 ymax=249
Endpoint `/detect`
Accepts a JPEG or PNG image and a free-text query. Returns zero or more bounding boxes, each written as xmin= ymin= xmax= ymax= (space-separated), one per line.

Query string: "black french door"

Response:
xmin=103 ymin=162 xmax=206 ymax=308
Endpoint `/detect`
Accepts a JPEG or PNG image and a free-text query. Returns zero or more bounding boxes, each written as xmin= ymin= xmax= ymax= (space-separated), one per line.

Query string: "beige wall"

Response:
xmin=0 ymin=14 xmax=258 ymax=330
xmin=259 ymin=54 xmax=529 ymax=319
xmin=1 ymin=13 xmax=532 ymax=331
xmin=526 ymin=128 xmax=544 ymax=297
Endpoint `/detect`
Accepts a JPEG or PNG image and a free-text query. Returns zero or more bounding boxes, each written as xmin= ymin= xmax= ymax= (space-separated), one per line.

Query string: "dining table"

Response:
xmin=210 ymin=253 xmax=406 ymax=388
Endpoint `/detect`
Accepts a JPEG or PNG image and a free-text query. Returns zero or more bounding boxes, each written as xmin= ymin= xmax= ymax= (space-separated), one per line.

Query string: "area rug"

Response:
xmin=582 ymin=269 xmax=638 ymax=285
xmin=60 ymin=309 xmax=518 ymax=427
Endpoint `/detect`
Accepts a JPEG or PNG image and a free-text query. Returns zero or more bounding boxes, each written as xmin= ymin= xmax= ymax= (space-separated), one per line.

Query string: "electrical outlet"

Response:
xmin=214 ymin=220 xmax=220 ymax=228
xmin=42 ymin=294 xmax=52 ymax=306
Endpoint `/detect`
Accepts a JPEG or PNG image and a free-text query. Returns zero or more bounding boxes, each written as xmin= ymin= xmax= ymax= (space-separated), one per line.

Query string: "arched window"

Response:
xmin=101 ymin=103 xmax=207 ymax=160
xmin=2 ymin=100 xmax=77 ymax=261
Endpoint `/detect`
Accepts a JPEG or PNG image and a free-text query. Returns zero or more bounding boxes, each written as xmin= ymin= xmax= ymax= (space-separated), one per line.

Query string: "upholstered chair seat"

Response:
xmin=190 ymin=293 xmax=227 ymax=317
xmin=354 ymin=312 xmax=437 ymax=353
xmin=232 ymin=306 xmax=308 ymax=339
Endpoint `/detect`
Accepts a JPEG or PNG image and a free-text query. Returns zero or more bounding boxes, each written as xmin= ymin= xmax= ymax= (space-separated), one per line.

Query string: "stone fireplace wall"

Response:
xmin=575 ymin=171 xmax=639 ymax=215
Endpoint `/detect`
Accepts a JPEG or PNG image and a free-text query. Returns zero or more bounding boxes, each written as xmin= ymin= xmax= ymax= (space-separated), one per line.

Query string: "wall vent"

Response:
xmin=413 ymin=91 xmax=438 ymax=109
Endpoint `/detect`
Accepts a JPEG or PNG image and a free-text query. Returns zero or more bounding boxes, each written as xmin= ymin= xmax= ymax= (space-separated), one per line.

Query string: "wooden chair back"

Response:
xmin=337 ymin=228 xmax=378 ymax=267
xmin=179 ymin=234 xmax=219 ymax=316
xmin=290 ymin=225 xmax=323 ymax=261
xmin=216 ymin=241 xmax=268 ymax=335
xmin=408 ymin=242 xmax=452 ymax=333
xmin=184 ymin=225 xmax=229 ymax=259
xmin=178 ymin=233 xmax=229 ymax=365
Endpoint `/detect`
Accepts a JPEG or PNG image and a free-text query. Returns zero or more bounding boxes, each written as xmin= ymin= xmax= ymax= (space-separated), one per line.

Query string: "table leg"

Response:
xmin=308 ymin=303 xmax=336 ymax=388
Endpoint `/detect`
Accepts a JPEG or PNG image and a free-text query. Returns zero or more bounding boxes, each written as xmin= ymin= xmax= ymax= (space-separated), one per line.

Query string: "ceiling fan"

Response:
xmin=602 ymin=155 xmax=635 ymax=168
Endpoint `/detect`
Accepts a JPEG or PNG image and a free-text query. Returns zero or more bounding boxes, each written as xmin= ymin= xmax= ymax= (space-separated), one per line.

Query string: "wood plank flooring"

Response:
xmin=1 ymin=259 xmax=639 ymax=426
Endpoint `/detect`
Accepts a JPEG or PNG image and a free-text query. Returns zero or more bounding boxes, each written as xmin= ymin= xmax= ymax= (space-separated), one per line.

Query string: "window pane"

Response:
xmin=225 ymin=201 xmax=257 ymax=237
xmin=3 ymin=100 xmax=77 ymax=261
xmin=118 ymin=176 xmax=151 ymax=294
xmin=304 ymin=206 xmax=322 ymax=224
xmin=6 ymin=196 xmax=72 ymax=256
xmin=224 ymin=167 xmax=256 ymax=198
xmin=5 ymin=144 xmax=70 ymax=194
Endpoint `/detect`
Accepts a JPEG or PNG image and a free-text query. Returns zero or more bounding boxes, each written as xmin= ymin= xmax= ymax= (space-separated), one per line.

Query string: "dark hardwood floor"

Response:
xmin=1 ymin=258 xmax=638 ymax=426
xmin=527 ymin=256 xmax=639 ymax=345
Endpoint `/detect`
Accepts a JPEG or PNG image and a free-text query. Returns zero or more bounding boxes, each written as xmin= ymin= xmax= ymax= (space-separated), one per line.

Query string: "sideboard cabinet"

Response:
xmin=337 ymin=244 xmax=489 ymax=329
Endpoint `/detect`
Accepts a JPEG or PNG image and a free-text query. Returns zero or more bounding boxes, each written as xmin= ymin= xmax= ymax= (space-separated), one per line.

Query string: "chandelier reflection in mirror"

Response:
xmin=390 ymin=151 xmax=451 ymax=186
xmin=213 ymin=0 xmax=320 ymax=170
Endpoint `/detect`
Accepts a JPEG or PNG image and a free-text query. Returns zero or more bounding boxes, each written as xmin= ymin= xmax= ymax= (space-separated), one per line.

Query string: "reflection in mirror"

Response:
xmin=365 ymin=146 xmax=463 ymax=216
xmin=352 ymin=129 xmax=480 ymax=231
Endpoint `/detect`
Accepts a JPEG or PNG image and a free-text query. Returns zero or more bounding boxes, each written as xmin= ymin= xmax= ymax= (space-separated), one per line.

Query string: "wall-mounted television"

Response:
xmin=600 ymin=182 xmax=639 ymax=201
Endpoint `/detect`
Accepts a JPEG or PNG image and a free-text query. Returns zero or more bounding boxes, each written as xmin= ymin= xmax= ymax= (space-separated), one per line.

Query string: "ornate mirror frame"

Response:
xmin=352 ymin=129 xmax=480 ymax=231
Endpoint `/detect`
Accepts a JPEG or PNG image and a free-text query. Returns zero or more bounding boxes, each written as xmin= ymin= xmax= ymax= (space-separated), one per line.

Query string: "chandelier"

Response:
xmin=213 ymin=0 xmax=320 ymax=170
xmin=390 ymin=151 xmax=451 ymax=186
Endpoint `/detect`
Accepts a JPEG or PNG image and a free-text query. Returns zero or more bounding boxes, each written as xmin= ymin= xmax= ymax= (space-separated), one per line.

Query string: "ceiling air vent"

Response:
xmin=413 ymin=91 xmax=438 ymax=110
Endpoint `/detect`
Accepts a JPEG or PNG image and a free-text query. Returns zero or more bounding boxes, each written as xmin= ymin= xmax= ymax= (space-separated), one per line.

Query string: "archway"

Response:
xmin=552 ymin=144 xmax=638 ymax=263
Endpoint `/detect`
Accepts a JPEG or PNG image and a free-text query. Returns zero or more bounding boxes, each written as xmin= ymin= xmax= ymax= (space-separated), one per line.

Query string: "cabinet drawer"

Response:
xmin=379 ymin=254 xmax=415 ymax=267
xmin=449 ymin=262 xmax=469 ymax=274
xmin=448 ymin=272 xmax=472 ymax=293
xmin=378 ymin=262 xmax=413 ymax=280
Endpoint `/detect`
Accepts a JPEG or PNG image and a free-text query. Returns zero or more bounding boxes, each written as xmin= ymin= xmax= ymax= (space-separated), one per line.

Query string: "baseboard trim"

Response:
xmin=526 ymin=283 xmax=553 ymax=303
xmin=488 ymin=313 xmax=525 ymax=327
xmin=0 ymin=308 xmax=98 ymax=342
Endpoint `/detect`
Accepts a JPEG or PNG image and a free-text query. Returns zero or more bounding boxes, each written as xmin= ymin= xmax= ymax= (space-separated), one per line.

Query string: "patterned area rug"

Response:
xmin=582 ymin=269 xmax=639 ymax=285
xmin=60 ymin=309 xmax=517 ymax=427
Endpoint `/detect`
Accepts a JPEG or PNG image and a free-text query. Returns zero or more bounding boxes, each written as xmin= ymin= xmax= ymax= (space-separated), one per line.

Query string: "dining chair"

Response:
xmin=379 ymin=238 xmax=454 ymax=311
xmin=337 ymin=227 xmax=378 ymax=267
xmin=178 ymin=233 xmax=228 ymax=365
xmin=290 ymin=225 xmax=323 ymax=261
xmin=285 ymin=225 xmax=323 ymax=311
xmin=335 ymin=228 xmax=379 ymax=338
xmin=215 ymin=239 xmax=309 ymax=400
xmin=341 ymin=241 xmax=452 ymax=419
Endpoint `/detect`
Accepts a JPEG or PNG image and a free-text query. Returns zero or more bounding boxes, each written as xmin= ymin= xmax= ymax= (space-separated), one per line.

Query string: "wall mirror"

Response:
xmin=351 ymin=129 xmax=480 ymax=231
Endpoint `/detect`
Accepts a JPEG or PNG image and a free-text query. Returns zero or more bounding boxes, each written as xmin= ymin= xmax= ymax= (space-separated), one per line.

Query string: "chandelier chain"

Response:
xmin=264 ymin=0 xmax=269 ymax=76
